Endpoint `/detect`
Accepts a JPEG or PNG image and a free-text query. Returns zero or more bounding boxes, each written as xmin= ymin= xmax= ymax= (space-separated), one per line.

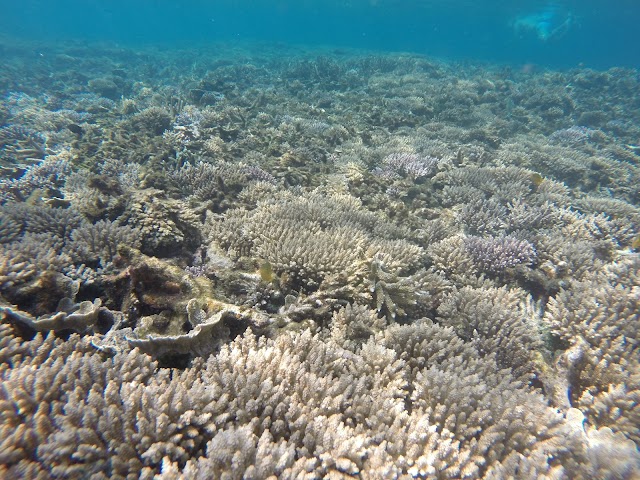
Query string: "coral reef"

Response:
xmin=1 ymin=40 xmax=639 ymax=478
xmin=0 ymin=323 xmax=582 ymax=478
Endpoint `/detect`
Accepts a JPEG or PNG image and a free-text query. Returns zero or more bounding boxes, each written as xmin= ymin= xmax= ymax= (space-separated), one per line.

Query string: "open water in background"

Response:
xmin=0 ymin=0 xmax=639 ymax=69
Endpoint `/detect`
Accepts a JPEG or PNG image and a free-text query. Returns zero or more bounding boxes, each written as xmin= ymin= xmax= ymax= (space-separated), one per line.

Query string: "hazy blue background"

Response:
xmin=1 ymin=0 xmax=638 ymax=68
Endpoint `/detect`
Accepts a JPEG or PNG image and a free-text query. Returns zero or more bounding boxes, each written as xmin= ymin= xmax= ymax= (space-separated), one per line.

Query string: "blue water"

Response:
xmin=1 ymin=0 xmax=639 ymax=69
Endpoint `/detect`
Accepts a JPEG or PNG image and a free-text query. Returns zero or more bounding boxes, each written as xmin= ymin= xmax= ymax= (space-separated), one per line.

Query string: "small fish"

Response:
xmin=530 ymin=172 xmax=544 ymax=187
xmin=67 ymin=123 xmax=84 ymax=135
xmin=258 ymin=261 xmax=275 ymax=283
xmin=632 ymin=235 xmax=640 ymax=250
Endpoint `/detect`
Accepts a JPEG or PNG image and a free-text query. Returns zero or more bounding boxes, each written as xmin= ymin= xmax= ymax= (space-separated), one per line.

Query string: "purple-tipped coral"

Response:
xmin=241 ymin=165 xmax=277 ymax=184
xmin=381 ymin=152 xmax=439 ymax=180
xmin=464 ymin=235 xmax=537 ymax=273
xmin=550 ymin=126 xmax=596 ymax=145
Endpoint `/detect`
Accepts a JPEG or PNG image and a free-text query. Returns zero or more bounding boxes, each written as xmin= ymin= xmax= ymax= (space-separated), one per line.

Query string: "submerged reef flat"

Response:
xmin=1 ymin=39 xmax=639 ymax=479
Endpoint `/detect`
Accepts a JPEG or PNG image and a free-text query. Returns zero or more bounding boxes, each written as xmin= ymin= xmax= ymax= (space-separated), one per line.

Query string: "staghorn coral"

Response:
xmin=532 ymin=208 xmax=623 ymax=282
xmin=0 ymin=152 xmax=72 ymax=204
xmin=0 ymin=249 xmax=37 ymax=291
xmin=329 ymin=303 xmax=387 ymax=350
xmin=543 ymin=278 xmax=640 ymax=444
xmin=98 ymin=158 xmax=141 ymax=192
xmin=0 ymin=124 xmax=49 ymax=167
xmin=0 ymin=209 xmax=22 ymax=243
xmin=162 ymin=105 xmax=208 ymax=152
xmin=379 ymin=152 xmax=440 ymax=180
xmin=550 ymin=126 xmax=597 ymax=145
xmin=257 ymin=223 xmax=368 ymax=289
xmin=436 ymin=165 xmax=567 ymax=238
xmin=404 ymin=350 xmax=572 ymax=478
xmin=426 ymin=235 xmax=477 ymax=278
xmin=0 ymin=322 xmax=592 ymax=479
xmin=0 ymin=204 xmax=80 ymax=245
xmin=463 ymin=234 xmax=537 ymax=274
xmin=172 ymin=160 xmax=265 ymax=204
xmin=495 ymin=134 xmax=636 ymax=199
xmin=61 ymin=169 xmax=126 ymax=220
xmin=0 ymin=233 xmax=72 ymax=289
xmin=534 ymin=233 xmax=602 ymax=282
xmin=70 ymin=219 xmax=141 ymax=266
xmin=210 ymin=190 xmax=429 ymax=320
xmin=458 ymin=196 xmax=508 ymax=235
xmin=0 ymin=332 xmax=162 ymax=479
xmin=366 ymin=254 xmax=432 ymax=320
xmin=434 ymin=166 xmax=539 ymax=206
xmin=21 ymin=205 xmax=83 ymax=239
xmin=436 ymin=285 xmax=544 ymax=380
xmin=127 ymin=106 xmax=173 ymax=136
xmin=505 ymin=198 xmax=559 ymax=231
xmin=595 ymin=253 xmax=640 ymax=288
xmin=0 ymin=210 xmax=142 ymax=319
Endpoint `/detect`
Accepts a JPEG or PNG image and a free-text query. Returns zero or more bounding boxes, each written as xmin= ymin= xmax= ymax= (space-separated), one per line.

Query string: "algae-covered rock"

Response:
xmin=127 ymin=299 xmax=270 ymax=357
xmin=104 ymin=246 xmax=216 ymax=327
xmin=100 ymin=247 xmax=271 ymax=357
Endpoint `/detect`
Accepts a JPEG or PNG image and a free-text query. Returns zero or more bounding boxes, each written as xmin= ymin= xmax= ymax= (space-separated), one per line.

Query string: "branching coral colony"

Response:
xmin=1 ymin=41 xmax=640 ymax=479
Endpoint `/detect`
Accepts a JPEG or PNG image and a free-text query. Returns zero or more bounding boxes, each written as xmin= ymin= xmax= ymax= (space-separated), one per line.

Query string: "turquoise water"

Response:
xmin=1 ymin=0 xmax=639 ymax=68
